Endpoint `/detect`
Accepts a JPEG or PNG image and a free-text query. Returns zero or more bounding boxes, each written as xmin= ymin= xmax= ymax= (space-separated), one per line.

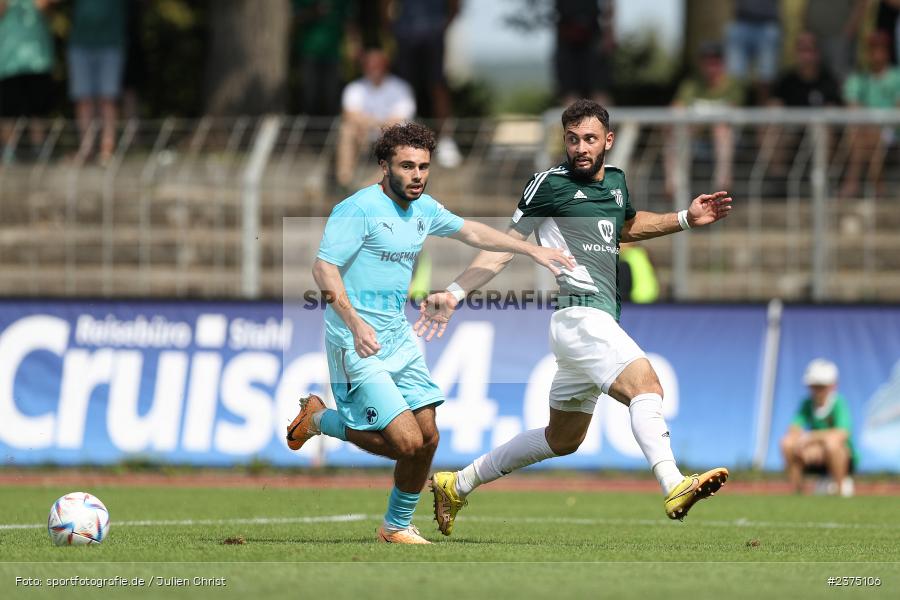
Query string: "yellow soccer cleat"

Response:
xmin=285 ymin=394 xmax=325 ymax=451
xmin=664 ymin=467 xmax=729 ymax=521
xmin=377 ymin=525 xmax=431 ymax=544
xmin=430 ymin=471 xmax=468 ymax=536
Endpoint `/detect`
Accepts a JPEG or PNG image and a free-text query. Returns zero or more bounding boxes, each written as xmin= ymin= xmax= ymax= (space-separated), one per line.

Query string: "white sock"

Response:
xmin=455 ymin=428 xmax=557 ymax=496
xmin=381 ymin=520 xmax=406 ymax=533
xmin=629 ymin=393 xmax=683 ymax=494
xmin=311 ymin=410 xmax=324 ymax=434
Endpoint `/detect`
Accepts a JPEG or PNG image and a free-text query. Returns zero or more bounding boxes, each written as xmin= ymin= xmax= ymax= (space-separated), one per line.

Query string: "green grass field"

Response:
xmin=1 ymin=484 xmax=897 ymax=599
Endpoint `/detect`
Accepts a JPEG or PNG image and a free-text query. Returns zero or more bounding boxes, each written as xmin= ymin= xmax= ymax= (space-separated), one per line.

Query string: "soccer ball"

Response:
xmin=47 ymin=492 xmax=110 ymax=546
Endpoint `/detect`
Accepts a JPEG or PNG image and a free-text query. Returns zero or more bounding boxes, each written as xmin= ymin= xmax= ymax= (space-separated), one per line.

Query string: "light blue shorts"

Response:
xmin=67 ymin=45 xmax=124 ymax=100
xmin=326 ymin=327 xmax=444 ymax=431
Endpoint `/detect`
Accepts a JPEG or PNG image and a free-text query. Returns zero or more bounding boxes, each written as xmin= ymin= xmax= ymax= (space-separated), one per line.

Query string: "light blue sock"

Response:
xmin=317 ymin=409 xmax=347 ymax=441
xmin=383 ymin=487 xmax=420 ymax=530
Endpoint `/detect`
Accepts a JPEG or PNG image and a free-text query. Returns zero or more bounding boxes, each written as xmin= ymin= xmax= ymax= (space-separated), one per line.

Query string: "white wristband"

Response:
xmin=677 ymin=209 xmax=692 ymax=231
xmin=446 ymin=282 xmax=466 ymax=303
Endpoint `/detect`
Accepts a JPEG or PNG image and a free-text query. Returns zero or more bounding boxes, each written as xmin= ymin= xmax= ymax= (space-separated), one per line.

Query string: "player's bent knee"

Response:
xmin=612 ymin=361 xmax=663 ymax=403
xmin=419 ymin=430 xmax=439 ymax=455
xmin=546 ymin=435 xmax=582 ymax=456
xmin=392 ymin=434 xmax=425 ymax=459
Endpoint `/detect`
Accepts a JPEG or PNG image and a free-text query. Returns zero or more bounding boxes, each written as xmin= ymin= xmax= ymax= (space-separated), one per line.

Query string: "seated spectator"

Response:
xmin=335 ymin=48 xmax=415 ymax=190
xmin=0 ymin=0 xmax=57 ymax=164
xmin=804 ymin=0 xmax=866 ymax=83
xmin=665 ymin=42 xmax=745 ymax=196
xmin=840 ymin=31 xmax=900 ymax=198
xmin=68 ymin=0 xmax=128 ymax=164
xmin=764 ymin=32 xmax=842 ymax=176
xmin=725 ymin=0 xmax=781 ymax=104
xmin=780 ymin=359 xmax=856 ymax=497
xmin=771 ymin=32 xmax=842 ymax=108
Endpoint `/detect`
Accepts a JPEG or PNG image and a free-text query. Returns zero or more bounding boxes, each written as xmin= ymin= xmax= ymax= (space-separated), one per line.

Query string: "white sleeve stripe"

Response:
xmin=524 ymin=172 xmax=552 ymax=205
xmin=522 ymin=174 xmax=543 ymax=202
xmin=521 ymin=166 xmax=565 ymax=206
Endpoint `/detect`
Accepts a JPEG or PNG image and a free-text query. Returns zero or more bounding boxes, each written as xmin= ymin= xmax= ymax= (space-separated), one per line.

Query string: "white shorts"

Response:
xmin=548 ymin=306 xmax=646 ymax=414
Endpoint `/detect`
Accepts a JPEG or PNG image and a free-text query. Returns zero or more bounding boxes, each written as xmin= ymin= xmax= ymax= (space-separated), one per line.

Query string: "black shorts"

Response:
xmin=803 ymin=457 xmax=855 ymax=476
xmin=0 ymin=72 xmax=53 ymax=118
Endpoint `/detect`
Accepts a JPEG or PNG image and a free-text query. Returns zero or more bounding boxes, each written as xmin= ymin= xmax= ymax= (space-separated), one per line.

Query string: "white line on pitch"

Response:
xmin=1 ymin=513 xmax=895 ymax=532
xmin=0 ymin=514 xmax=368 ymax=531
xmin=459 ymin=515 xmax=900 ymax=531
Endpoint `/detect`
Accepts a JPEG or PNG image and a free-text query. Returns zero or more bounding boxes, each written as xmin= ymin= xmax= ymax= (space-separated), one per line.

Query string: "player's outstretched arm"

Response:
xmin=413 ymin=239 xmax=518 ymax=341
xmin=621 ymin=190 xmax=732 ymax=242
xmin=312 ymin=258 xmax=381 ymax=357
xmin=451 ymin=220 xmax=575 ymax=275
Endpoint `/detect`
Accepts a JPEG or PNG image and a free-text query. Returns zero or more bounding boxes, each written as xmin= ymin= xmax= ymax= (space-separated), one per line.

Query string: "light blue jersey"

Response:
xmin=317 ymin=184 xmax=464 ymax=348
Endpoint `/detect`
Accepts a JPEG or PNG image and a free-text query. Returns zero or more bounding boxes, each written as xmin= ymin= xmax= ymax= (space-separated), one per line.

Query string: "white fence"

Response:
xmin=1 ymin=108 xmax=899 ymax=301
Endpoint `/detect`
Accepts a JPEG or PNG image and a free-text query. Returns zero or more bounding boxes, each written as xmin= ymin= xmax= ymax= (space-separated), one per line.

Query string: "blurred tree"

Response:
xmin=204 ymin=0 xmax=290 ymax=115
xmin=140 ymin=0 xmax=209 ymax=116
xmin=503 ymin=0 xmax=554 ymax=31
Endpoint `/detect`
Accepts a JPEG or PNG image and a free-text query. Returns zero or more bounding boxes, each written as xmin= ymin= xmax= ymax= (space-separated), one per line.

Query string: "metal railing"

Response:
xmin=1 ymin=108 xmax=899 ymax=301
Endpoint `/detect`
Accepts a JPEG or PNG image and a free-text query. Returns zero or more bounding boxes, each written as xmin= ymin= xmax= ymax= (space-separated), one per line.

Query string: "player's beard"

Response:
xmin=387 ymin=168 xmax=426 ymax=202
xmin=567 ymin=146 xmax=606 ymax=180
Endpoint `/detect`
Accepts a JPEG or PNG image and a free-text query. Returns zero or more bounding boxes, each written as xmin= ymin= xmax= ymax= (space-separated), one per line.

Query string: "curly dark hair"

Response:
xmin=373 ymin=122 xmax=437 ymax=163
xmin=561 ymin=99 xmax=610 ymax=131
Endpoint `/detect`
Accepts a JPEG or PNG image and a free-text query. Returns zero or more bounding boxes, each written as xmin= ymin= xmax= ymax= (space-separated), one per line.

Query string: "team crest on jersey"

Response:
xmin=598 ymin=219 xmax=614 ymax=244
xmin=417 ymin=218 xmax=425 ymax=235
xmin=365 ymin=407 xmax=379 ymax=425
xmin=611 ymin=189 xmax=623 ymax=207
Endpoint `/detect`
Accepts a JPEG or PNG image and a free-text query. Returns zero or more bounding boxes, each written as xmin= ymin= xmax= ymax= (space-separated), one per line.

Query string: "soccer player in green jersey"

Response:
xmin=417 ymin=99 xmax=733 ymax=535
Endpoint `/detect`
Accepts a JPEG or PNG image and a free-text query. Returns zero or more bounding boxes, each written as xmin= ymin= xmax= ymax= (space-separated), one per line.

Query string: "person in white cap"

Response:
xmin=780 ymin=358 xmax=857 ymax=497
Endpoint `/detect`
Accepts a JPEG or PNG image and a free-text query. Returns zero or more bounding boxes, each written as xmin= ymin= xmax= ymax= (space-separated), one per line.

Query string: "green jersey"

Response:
xmin=791 ymin=392 xmax=858 ymax=466
xmin=0 ymin=0 xmax=54 ymax=79
xmin=511 ymin=163 xmax=636 ymax=320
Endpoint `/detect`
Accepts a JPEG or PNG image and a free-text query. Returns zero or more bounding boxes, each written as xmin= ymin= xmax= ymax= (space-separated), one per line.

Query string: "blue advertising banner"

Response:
xmin=764 ymin=306 xmax=900 ymax=472
xmin=0 ymin=300 xmax=895 ymax=472
xmin=0 ymin=300 xmax=766 ymax=470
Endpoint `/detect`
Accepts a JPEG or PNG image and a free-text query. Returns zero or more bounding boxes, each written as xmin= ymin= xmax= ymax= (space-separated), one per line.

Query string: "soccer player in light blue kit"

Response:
xmin=287 ymin=123 xmax=574 ymax=544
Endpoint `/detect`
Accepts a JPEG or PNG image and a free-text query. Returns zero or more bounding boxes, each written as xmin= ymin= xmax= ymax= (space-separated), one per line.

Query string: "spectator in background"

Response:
xmin=665 ymin=42 xmax=744 ymax=196
xmin=554 ymin=0 xmax=615 ymax=107
xmin=840 ymin=31 xmax=900 ymax=198
xmin=335 ymin=48 xmax=415 ymax=190
xmin=804 ymin=0 xmax=867 ymax=83
xmin=617 ymin=242 xmax=659 ymax=304
xmin=68 ymin=0 xmax=128 ymax=164
xmin=780 ymin=359 xmax=856 ymax=497
xmin=388 ymin=0 xmax=461 ymax=168
xmin=121 ymin=0 xmax=147 ymax=120
xmin=292 ymin=0 xmax=358 ymax=116
xmin=771 ymin=32 xmax=842 ymax=108
xmin=355 ymin=0 xmax=387 ymax=50
xmin=0 ymin=0 xmax=57 ymax=164
xmin=765 ymin=32 xmax=842 ymax=177
xmin=725 ymin=0 xmax=780 ymax=104
xmin=875 ymin=0 xmax=900 ymax=65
